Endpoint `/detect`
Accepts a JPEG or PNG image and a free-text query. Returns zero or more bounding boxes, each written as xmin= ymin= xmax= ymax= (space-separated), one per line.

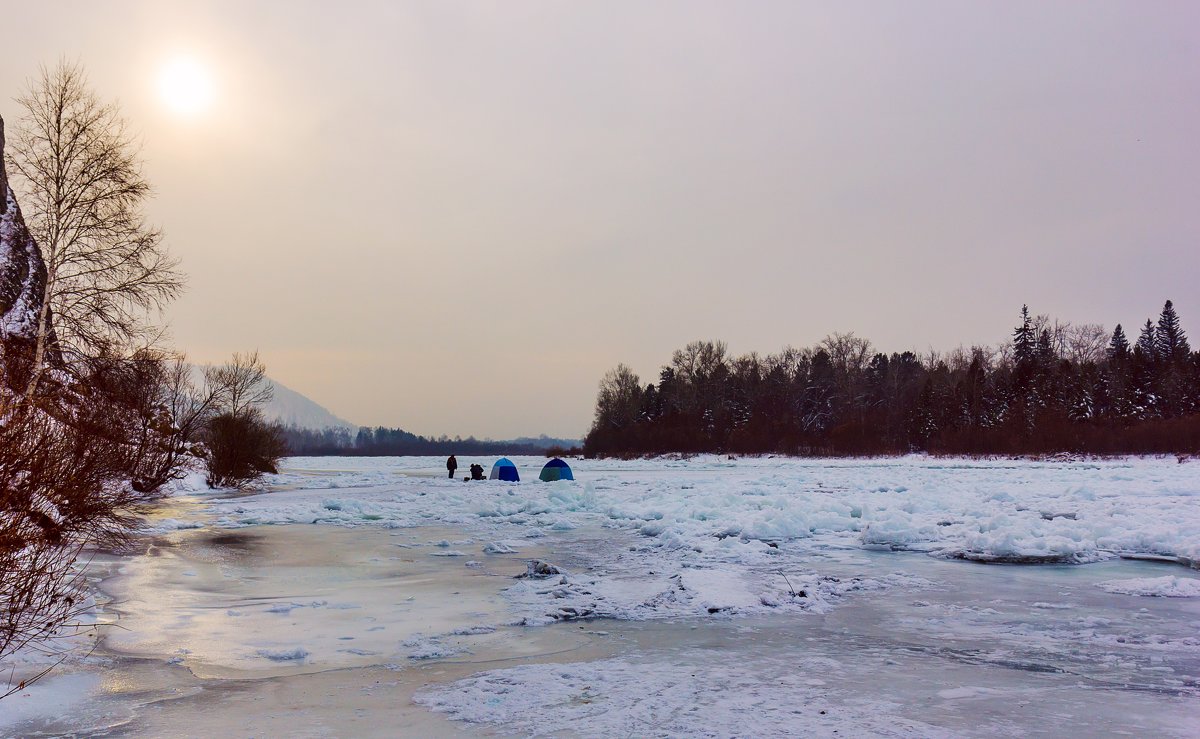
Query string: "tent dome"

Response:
xmin=539 ymin=458 xmax=574 ymax=482
xmin=489 ymin=457 xmax=520 ymax=482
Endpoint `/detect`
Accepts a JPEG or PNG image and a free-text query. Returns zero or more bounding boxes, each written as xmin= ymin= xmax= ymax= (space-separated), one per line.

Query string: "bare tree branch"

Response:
xmin=6 ymin=59 xmax=184 ymax=385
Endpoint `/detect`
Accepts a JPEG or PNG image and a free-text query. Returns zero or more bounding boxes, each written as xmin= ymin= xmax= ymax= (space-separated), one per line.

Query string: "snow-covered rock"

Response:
xmin=517 ymin=560 xmax=564 ymax=578
xmin=0 ymin=115 xmax=53 ymax=348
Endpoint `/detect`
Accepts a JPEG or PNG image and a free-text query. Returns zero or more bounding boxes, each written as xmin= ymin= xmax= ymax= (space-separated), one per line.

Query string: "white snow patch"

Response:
xmin=256 ymin=647 xmax=309 ymax=661
xmin=1096 ymin=576 xmax=1200 ymax=598
xmin=679 ymin=567 xmax=762 ymax=612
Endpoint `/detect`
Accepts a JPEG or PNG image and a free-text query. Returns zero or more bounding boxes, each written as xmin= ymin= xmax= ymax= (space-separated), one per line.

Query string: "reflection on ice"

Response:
xmin=97 ymin=525 xmax=548 ymax=679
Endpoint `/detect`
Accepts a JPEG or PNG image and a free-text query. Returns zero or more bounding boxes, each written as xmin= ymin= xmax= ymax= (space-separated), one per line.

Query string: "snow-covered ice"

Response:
xmin=1097 ymin=575 xmax=1200 ymax=598
xmin=414 ymin=656 xmax=955 ymax=737
xmin=3 ymin=455 xmax=1198 ymax=736
xmin=226 ymin=455 xmax=1200 ymax=568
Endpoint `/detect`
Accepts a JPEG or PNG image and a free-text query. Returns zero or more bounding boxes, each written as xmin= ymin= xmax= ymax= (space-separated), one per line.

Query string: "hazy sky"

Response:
xmin=3 ymin=1 xmax=1198 ymax=438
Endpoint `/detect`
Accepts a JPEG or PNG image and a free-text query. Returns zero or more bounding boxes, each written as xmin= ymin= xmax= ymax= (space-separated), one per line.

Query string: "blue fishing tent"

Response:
xmin=490 ymin=457 xmax=520 ymax=482
xmin=539 ymin=458 xmax=574 ymax=482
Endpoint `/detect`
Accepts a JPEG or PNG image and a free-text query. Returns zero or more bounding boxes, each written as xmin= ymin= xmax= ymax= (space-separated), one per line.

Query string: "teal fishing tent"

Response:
xmin=539 ymin=458 xmax=574 ymax=481
xmin=490 ymin=457 xmax=520 ymax=482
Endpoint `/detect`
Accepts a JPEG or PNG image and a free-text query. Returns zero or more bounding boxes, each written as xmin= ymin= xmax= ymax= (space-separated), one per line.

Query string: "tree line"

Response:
xmin=283 ymin=426 xmax=580 ymax=457
xmin=584 ymin=302 xmax=1200 ymax=457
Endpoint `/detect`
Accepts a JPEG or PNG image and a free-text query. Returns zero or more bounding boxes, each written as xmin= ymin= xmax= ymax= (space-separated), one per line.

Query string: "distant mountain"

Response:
xmin=282 ymin=425 xmax=583 ymax=456
xmin=189 ymin=364 xmax=355 ymax=430
xmin=506 ymin=435 xmax=584 ymax=450
xmin=264 ymin=377 xmax=356 ymax=430
xmin=191 ymin=365 xmax=581 ymax=444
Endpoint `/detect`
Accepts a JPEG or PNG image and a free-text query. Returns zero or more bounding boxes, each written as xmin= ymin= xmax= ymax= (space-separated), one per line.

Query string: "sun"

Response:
xmin=158 ymin=57 xmax=215 ymax=116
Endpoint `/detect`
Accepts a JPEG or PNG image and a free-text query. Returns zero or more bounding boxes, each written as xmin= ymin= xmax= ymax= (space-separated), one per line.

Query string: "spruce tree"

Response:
xmin=1012 ymin=305 xmax=1035 ymax=365
xmin=1106 ymin=324 xmax=1130 ymax=362
xmin=1136 ymin=320 xmax=1157 ymax=360
xmin=1154 ymin=299 xmax=1190 ymax=363
xmin=1104 ymin=324 xmax=1133 ymax=420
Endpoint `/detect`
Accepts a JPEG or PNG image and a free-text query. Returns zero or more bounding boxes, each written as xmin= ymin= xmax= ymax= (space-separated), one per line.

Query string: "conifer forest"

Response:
xmin=585 ymin=302 xmax=1200 ymax=457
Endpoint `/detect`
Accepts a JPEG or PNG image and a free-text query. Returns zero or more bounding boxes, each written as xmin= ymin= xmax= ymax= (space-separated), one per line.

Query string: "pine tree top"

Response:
xmin=1136 ymin=319 xmax=1157 ymax=360
xmin=1155 ymin=299 xmax=1190 ymax=362
xmin=1107 ymin=324 xmax=1130 ymax=360
xmin=1013 ymin=305 xmax=1036 ymax=365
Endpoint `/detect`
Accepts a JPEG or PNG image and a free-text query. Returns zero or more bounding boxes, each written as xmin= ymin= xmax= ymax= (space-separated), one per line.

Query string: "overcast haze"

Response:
xmin=3 ymin=1 xmax=1197 ymax=438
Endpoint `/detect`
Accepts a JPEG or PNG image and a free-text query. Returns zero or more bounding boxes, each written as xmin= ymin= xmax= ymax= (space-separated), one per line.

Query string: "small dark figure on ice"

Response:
xmin=447 ymin=455 xmax=457 ymax=479
xmin=470 ymin=463 xmax=485 ymax=480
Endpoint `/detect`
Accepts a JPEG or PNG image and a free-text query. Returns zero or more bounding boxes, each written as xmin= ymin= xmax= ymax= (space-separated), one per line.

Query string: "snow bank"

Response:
xmin=1096 ymin=576 xmax=1200 ymax=597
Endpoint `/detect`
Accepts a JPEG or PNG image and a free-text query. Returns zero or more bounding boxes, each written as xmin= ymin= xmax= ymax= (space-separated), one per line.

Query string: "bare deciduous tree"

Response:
xmin=202 ymin=351 xmax=285 ymax=488
xmin=6 ymin=59 xmax=183 ymax=387
xmin=591 ymin=363 xmax=643 ymax=434
xmin=122 ymin=351 xmax=281 ymax=491
xmin=2 ymin=61 xmax=189 ymax=696
xmin=0 ymin=356 xmax=162 ymax=681
xmin=123 ymin=354 xmax=221 ymax=493
xmin=670 ymin=340 xmax=729 ymax=418
xmin=821 ymin=332 xmax=873 ymax=376
xmin=207 ymin=351 xmax=273 ymax=417
xmin=1065 ymin=323 xmax=1108 ymax=365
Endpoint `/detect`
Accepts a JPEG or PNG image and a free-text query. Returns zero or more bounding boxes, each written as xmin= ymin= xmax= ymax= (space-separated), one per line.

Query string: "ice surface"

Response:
xmin=6 ymin=455 xmax=1200 ymax=737
xmin=0 ymin=674 xmax=101 ymax=732
xmin=91 ymin=525 xmax=542 ymax=679
xmin=414 ymin=656 xmax=955 ymax=738
xmin=193 ymin=455 xmax=1200 ymax=626
xmin=222 ymin=455 xmax=1200 ymax=568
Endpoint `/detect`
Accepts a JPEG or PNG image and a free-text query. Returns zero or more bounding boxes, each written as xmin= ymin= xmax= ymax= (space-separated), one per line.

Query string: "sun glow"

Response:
xmin=158 ymin=57 xmax=215 ymax=116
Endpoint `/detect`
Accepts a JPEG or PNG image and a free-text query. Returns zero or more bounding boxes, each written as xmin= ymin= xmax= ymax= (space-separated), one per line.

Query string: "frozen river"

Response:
xmin=3 ymin=456 xmax=1198 ymax=736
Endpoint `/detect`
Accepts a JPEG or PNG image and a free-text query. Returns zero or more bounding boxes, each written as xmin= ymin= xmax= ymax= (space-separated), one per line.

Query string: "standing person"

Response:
xmin=447 ymin=455 xmax=458 ymax=479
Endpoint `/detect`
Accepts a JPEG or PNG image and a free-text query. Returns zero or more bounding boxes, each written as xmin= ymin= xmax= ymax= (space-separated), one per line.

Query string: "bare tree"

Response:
xmin=1 ymin=62 xmax=186 ymax=696
xmin=820 ymin=332 xmax=873 ymax=376
xmin=0 ymin=535 xmax=92 ymax=699
xmin=1029 ymin=314 xmax=1073 ymax=359
xmin=113 ymin=351 xmax=281 ymax=492
xmin=206 ymin=351 xmax=273 ymax=417
xmin=670 ymin=340 xmax=728 ymax=418
xmin=0 ymin=359 xmax=161 ymax=679
xmin=591 ymin=363 xmax=643 ymax=433
xmin=124 ymin=354 xmax=224 ymax=493
xmin=671 ymin=340 xmax=728 ymax=385
xmin=943 ymin=345 xmax=973 ymax=373
xmin=1065 ymin=323 xmax=1108 ymax=365
xmin=202 ymin=352 xmax=285 ymax=488
xmin=6 ymin=60 xmax=183 ymax=387
xmin=820 ymin=332 xmax=873 ymax=419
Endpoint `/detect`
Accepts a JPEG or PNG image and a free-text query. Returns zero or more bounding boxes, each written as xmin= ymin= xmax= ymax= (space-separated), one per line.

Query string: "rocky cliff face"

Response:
xmin=0 ymin=114 xmax=49 ymax=344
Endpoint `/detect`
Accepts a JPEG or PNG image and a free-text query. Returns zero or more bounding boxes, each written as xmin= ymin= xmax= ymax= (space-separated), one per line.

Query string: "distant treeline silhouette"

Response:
xmin=283 ymin=426 xmax=580 ymax=457
xmin=584 ymin=301 xmax=1200 ymax=457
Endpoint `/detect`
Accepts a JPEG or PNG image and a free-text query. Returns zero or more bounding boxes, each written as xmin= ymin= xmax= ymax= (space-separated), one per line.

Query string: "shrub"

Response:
xmin=204 ymin=410 xmax=287 ymax=488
